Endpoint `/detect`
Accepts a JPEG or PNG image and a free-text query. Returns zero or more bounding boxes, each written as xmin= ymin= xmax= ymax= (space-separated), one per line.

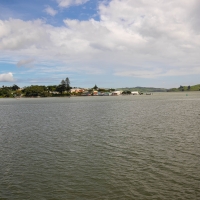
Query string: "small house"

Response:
xmin=131 ymin=91 xmax=139 ymax=95
xmin=112 ymin=91 xmax=122 ymax=96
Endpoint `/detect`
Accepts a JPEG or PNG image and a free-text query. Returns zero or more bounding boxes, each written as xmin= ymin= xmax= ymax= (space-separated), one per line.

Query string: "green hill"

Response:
xmin=117 ymin=84 xmax=200 ymax=93
xmin=116 ymin=87 xmax=167 ymax=92
xmin=167 ymin=84 xmax=200 ymax=92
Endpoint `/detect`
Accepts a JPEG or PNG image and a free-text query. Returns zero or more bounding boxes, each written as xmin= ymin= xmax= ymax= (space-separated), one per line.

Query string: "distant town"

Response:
xmin=0 ymin=77 xmax=200 ymax=98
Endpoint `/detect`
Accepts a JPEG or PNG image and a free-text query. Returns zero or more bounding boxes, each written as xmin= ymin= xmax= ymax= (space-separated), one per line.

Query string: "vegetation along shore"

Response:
xmin=0 ymin=77 xmax=200 ymax=98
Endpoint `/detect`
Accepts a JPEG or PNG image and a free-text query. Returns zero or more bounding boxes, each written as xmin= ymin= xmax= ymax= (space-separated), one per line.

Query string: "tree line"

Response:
xmin=0 ymin=77 xmax=115 ymax=98
xmin=0 ymin=77 xmax=71 ymax=98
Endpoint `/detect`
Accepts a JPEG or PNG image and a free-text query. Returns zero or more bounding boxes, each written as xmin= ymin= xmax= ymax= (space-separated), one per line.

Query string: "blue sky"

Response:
xmin=0 ymin=0 xmax=100 ymax=24
xmin=0 ymin=0 xmax=200 ymax=88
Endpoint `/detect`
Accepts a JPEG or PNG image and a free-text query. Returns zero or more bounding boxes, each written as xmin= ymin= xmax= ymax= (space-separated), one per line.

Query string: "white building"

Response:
xmin=131 ymin=91 xmax=139 ymax=95
xmin=112 ymin=91 xmax=122 ymax=96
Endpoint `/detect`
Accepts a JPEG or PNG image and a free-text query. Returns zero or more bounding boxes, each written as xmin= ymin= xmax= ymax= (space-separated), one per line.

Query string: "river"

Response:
xmin=0 ymin=93 xmax=199 ymax=199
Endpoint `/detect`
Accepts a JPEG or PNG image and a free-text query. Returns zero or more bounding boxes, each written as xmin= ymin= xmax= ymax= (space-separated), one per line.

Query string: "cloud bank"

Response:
xmin=0 ymin=72 xmax=14 ymax=82
xmin=0 ymin=0 xmax=200 ymax=78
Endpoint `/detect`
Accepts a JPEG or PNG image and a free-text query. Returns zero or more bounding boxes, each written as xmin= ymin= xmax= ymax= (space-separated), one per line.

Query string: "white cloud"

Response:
xmin=44 ymin=6 xmax=58 ymax=16
xmin=0 ymin=72 xmax=14 ymax=82
xmin=56 ymin=0 xmax=89 ymax=8
xmin=0 ymin=0 xmax=200 ymax=79
xmin=0 ymin=19 xmax=50 ymax=50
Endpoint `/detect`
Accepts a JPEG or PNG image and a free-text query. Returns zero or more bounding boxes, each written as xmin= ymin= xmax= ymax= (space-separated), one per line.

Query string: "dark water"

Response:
xmin=0 ymin=93 xmax=200 ymax=200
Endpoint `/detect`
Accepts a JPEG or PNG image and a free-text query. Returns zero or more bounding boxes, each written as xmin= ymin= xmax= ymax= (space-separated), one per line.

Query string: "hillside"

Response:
xmin=116 ymin=87 xmax=167 ymax=92
xmin=167 ymin=84 xmax=200 ymax=92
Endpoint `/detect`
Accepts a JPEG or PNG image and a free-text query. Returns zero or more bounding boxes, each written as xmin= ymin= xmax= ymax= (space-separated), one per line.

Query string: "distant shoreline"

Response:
xmin=1 ymin=91 xmax=200 ymax=99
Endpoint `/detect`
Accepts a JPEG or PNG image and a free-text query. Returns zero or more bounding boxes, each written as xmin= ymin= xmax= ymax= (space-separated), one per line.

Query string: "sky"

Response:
xmin=0 ymin=0 xmax=200 ymax=88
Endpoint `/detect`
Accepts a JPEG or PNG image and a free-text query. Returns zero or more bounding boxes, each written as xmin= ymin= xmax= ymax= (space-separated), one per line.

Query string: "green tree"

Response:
xmin=65 ymin=77 xmax=71 ymax=92
xmin=23 ymin=85 xmax=49 ymax=97
xmin=93 ymin=84 xmax=98 ymax=90
xmin=15 ymin=90 xmax=22 ymax=97
xmin=56 ymin=77 xmax=71 ymax=94
xmin=47 ymin=85 xmax=57 ymax=91
xmin=110 ymin=88 xmax=115 ymax=92
xmin=12 ymin=84 xmax=20 ymax=91
xmin=0 ymin=87 xmax=12 ymax=97
xmin=122 ymin=90 xmax=131 ymax=95
xmin=56 ymin=84 xmax=65 ymax=94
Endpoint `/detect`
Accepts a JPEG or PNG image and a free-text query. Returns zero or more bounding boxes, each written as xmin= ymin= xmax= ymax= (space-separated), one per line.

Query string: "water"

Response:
xmin=0 ymin=93 xmax=200 ymax=199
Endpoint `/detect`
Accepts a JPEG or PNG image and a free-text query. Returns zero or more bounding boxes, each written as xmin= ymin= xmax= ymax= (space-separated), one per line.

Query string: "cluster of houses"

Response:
xmin=70 ymin=88 xmax=140 ymax=96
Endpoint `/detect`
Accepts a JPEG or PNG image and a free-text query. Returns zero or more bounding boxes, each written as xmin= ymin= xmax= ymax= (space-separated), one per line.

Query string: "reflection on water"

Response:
xmin=0 ymin=93 xmax=200 ymax=199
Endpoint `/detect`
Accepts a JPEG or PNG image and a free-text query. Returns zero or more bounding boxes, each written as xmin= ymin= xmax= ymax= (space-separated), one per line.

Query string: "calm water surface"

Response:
xmin=0 ymin=93 xmax=200 ymax=199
